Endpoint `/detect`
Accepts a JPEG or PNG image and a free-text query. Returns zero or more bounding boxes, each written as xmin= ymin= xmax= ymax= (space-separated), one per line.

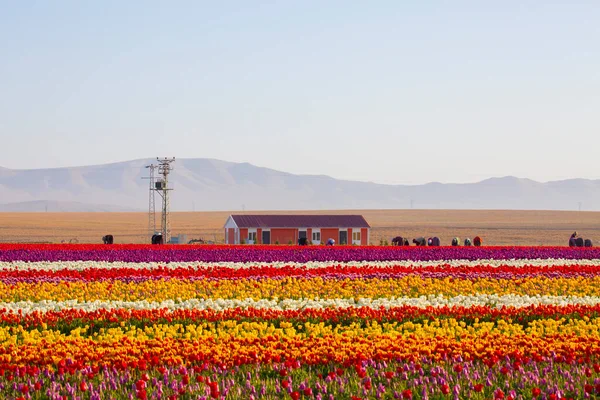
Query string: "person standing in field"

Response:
xmin=569 ymin=232 xmax=578 ymax=247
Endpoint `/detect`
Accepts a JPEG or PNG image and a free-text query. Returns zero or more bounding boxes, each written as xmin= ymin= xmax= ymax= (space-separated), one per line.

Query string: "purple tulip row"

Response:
xmin=1 ymin=357 xmax=596 ymax=400
xmin=0 ymin=245 xmax=599 ymax=263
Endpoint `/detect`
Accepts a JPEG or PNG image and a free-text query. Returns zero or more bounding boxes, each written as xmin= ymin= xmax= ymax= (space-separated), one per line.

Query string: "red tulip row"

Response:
xmin=6 ymin=303 xmax=600 ymax=331
xmin=3 ymin=264 xmax=600 ymax=283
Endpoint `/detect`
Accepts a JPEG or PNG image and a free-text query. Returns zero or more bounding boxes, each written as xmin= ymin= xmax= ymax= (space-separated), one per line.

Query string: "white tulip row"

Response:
xmin=2 ymin=258 xmax=600 ymax=271
xmin=4 ymin=294 xmax=600 ymax=315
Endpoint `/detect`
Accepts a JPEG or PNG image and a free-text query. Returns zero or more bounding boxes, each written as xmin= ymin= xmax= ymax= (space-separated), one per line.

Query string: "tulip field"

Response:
xmin=2 ymin=245 xmax=600 ymax=399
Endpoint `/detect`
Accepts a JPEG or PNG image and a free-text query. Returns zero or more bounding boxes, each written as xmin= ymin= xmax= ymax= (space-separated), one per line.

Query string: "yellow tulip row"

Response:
xmin=3 ymin=317 xmax=600 ymax=343
xmin=0 ymin=276 xmax=596 ymax=302
xmin=1 ymin=318 xmax=599 ymax=367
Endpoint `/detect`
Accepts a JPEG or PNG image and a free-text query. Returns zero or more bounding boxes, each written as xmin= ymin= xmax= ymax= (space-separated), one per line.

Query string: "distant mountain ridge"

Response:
xmin=0 ymin=158 xmax=599 ymax=211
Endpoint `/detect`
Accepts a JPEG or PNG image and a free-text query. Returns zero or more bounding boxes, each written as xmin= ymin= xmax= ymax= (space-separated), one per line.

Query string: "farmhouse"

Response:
xmin=223 ymin=215 xmax=370 ymax=245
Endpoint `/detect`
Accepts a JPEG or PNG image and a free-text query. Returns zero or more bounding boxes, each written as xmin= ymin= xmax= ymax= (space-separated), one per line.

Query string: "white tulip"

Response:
xmin=3 ymin=294 xmax=600 ymax=315
xmin=2 ymin=258 xmax=600 ymax=271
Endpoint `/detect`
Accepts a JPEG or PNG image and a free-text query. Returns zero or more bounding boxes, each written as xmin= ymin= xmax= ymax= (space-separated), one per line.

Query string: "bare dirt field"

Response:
xmin=0 ymin=210 xmax=598 ymax=246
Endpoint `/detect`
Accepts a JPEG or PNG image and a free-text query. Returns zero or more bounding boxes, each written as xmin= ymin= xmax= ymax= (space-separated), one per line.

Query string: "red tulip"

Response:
xmin=441 ymin=384 xmax=450 ymax=395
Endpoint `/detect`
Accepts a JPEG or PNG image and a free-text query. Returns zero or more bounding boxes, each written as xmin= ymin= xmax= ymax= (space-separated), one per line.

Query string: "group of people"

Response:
xmin=569 ymin=232 xmax=593 ymax=247
xmin=392 ymin=236 xmax=483 ymax=247
xmin=108 ymin=232 xmax=593 ymax=247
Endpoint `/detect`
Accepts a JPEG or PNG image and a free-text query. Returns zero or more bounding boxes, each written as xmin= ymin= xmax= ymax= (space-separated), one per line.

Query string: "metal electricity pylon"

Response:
xmin=156 ymin=158 xmax=175 ymax=243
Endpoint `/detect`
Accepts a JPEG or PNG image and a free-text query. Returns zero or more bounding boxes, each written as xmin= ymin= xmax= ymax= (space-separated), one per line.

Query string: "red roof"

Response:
xmin=230 ymin=215 xmax=370 ymax=229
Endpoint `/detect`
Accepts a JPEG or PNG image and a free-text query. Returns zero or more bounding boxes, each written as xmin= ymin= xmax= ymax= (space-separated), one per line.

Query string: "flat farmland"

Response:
xmin=0 ymin=209 xmax=598 ymax=246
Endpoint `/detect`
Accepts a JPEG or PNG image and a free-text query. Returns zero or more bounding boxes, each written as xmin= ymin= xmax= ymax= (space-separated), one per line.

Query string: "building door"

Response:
xmin=298 ymin=230 xmax=307 ymax=239
xmin=339 ymin=230 xmax=348 ymax=245
xmin=352 ymin=230 xmax=362 ymax=245
xmin=262 ymin=230 xmax=271 ymax=245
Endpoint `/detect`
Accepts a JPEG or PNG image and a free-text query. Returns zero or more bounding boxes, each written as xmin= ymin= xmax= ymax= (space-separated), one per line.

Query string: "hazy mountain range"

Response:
xmin=0 ymin=158 xmax=599 ymax=212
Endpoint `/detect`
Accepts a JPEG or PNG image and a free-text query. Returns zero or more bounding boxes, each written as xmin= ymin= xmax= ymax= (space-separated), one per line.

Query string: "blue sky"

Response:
xmin=1 ymin=1 xmax=598 ymax=184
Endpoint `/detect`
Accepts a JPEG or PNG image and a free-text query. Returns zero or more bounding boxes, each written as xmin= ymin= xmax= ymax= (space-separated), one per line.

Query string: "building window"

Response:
xmin=353 ymin=232 xmax=361 ymax=241
xmin=312 ymin=231 xmax=321 ymax=242
xmin=248 ymin=232 xmax=257 ymax=243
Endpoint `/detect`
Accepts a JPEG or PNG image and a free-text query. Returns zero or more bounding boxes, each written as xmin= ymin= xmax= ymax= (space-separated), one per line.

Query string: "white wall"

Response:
xmin=224 ymin=216 xmax=238 ymax=229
